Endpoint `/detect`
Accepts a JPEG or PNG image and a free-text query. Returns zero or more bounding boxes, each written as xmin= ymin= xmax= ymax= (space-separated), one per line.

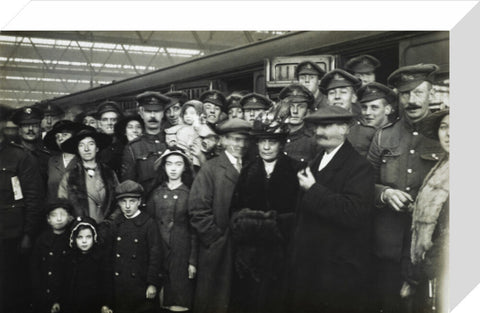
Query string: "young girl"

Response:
xmin=63 ymin=216 xmax=112 ymax=313
xmin=148 ymin=148 xmax=197 ymax=312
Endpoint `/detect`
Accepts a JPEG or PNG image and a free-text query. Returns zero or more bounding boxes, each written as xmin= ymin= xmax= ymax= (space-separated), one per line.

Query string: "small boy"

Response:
xmin=30 ymin=199 xmax=73 ymax=313
xmin=111 ymin=180 xmax=164 ymax=313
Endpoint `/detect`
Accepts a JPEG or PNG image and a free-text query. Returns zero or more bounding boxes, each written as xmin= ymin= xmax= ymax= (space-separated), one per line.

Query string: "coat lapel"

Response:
xmin=313 ymin=140 xmax=354 ymax=183
xmin=219 ymin=152 xmax=239 ymax=184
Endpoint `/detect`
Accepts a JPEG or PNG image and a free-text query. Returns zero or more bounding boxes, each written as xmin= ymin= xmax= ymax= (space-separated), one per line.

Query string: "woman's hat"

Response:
xmin=113 ymin=114 xmax=144 ymax=142
xmin=69 ymin=216 xmax=98 ymax=248
xmin=60 ymin=126 xmax=113 ymax=155
xmin=153 ymin=146 xmax=192 ymax=171
xmin=43 ymin=120 xmax=84 ymax=152
xmin=418 ymin=109 xmax=449 ymax=140
xmin=249 ymin=111 xmax=288 ymax=140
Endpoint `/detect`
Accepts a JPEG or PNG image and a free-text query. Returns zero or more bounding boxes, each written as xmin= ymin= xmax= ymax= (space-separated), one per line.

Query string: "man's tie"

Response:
xmin=234 ymin=157 xmax=242 ymax=173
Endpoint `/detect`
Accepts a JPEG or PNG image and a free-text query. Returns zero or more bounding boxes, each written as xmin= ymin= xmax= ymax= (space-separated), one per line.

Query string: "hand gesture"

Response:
xmin=297 ymin=167 xmax=316 ymax=191
xmin=382 ymin=188 xmax=414 ymax=212
xmin=51 ymin=303 xmax=60 ymax=313
xmin=146 ymin=285 xmax=157 ymax=299
xmin=188 ymin=264 xmax=197 ymax=279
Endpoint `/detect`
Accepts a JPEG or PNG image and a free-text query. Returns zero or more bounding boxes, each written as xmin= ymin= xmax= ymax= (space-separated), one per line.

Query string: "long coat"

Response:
xmin=47 ymin=153 xmax=77 ymax=201
xmin=290 ymin=140 xmax=374 ymax=313
xmin=188 ymin=151 xmax=239 ymax=313
xmin=230 ymin=154 xmax=299 ymax=313
xmin=147 ymin=183 xmax=197 ymax=309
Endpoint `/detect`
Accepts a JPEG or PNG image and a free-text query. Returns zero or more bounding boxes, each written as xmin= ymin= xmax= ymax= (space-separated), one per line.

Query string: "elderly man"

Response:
xmin=240 ymin=93 xmax=273 ymax=125
xmin=0 ymin=104 xmax=44 ymax=313
xmin=200 ymin=90 xmax=227 ymax=128
xmin=295 ymin=61 xmax=328 ymax=111
xmin=188 ymin=118 xmax=252 ymax=313
xmin=11 ymin=106 xmax=50 ymax=186
xmin=345 ymin=54 xmax=381 ymax=86
xmin=280 ymin=84 xmax=318 ymax=163
xmin=96 ymin=100 xmax=123 ymax=135
xmin=290 ymin=105 xmax=374 ymax=313
xmin=367 ymin=64 xmax=444 ymax=313
xmin=121 ymin=91 xmax=171 ymax=196
xmin=348 ymin=82 xmax=396 ymax=156
xmin=320 ymin=69 xmax=362 ymax=115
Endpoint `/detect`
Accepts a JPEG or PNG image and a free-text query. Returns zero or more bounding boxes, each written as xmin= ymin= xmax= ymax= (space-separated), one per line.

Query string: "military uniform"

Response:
xmin=284 ymin=126 xmax=318 ymax=164
xmin=312 ymin=91 xmax=329 ymax=111
xmin=348 ymin=120 xmax=378 ymax=157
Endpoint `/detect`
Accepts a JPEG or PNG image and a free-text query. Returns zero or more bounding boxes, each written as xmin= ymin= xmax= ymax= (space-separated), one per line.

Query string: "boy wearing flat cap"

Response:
xmin=345 ymin=54 xmax=381 ymax=86
xmin=295 ymin=60 xmax=329 ymax=111
xmin=188 ymin=118 xmax=251 ymax=313
xmin=290 ymin=105 xmax=374 ymax=313
xmin=366 ymin=64 xmax=444 ymax=313
xmin=121 ymin=91 xmax=171 ymax=196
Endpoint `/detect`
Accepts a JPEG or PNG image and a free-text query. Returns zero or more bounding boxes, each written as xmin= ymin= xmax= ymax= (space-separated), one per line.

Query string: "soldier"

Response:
xmin=348 ymin=82 xmax=396 ymax=156
xmin=279 ymin=84 xmax=318 ymax=164
xmin=320 ymin=68 xmax=362 ymax=115
xmin=226 ymin=92 xmax=246 ymax=120
xmin=40 ymin=102 xmax=65 ymax=136
xmin=188 ymin=118 xmax=252 ymax=313
xmin=200 ymin=90 xmax=227 ymax=128
xmin=121 ymin=91 xmax=171 ymax=197
xmin=294 ymin=61 xmax=328 ymax=111
xmin=165 ymin=91 xmax=189 ymax=128
xmin=0 ymin=104 xmax=44 ymax=313
xmin=240 ymin=93 xmax=273 ymax=125
xmin=366 ymin=64 xmax=444 ymax=313
xmin=11 ymin=106 xmax=51 ymax=187
xmin=96 ymin=100 xmax=123 ymax=135
xmin=345 ymin=54 xmax=381 ymax=86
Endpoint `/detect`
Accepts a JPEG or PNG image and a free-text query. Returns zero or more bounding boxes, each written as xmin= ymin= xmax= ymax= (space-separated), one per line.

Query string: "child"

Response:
xmin=111 ymin=180 xmax=163 ymax=313
xmin=31 ymin=199 xmax=73 ymax=313
xmin=148 ymin=148 xmax=197 ymax=312
xmin=63 ymin=216 xmax=113 ymax=313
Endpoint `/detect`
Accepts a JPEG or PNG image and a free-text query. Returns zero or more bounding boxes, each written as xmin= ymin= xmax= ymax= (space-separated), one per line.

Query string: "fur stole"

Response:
xmin=411 ymin=155 xmax=449 ymax=264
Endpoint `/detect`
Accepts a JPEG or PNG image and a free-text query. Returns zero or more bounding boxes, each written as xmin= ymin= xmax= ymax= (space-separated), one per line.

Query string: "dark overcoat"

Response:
xmin=230 ymin=154 xmax=299 ymax=313
xmin=147 ymin=183 xmax=197 ymax=309
xmin=290 ymin=140 xmax=374 ymax=313
xmin=47 ymin=153 xmax=77 ymax=201
xmin=188 ymin=151 xmax=239 ymax=313
xmin=110 ymin=212 xmax=163 ymax=313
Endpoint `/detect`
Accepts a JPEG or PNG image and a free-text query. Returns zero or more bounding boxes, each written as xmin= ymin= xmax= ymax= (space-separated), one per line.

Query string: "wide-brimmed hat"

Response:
xmin=114 ymin=114 xmax=144 ymax=142
xmin=60 ymin=126 xmax=112 ymax=154
xmin=44 ymin=120 xmax=85 ymax=152
xmin=249 ymin=111 xmax=288 ymax=140
xmin=153 ymin=146 xmax=192 ymax=171
xmin=418 ymin=109 xmax=449 ymax=140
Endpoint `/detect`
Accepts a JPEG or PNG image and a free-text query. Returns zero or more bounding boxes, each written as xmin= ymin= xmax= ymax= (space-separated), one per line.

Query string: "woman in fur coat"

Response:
xmin=229 ymin=115 xmax=299 ymax=313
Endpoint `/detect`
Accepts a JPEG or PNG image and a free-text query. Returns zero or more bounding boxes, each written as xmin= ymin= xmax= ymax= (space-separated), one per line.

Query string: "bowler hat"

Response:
xmin=295 ymin=61 xmax=326 ymax=79
xmin=115 ymin=180 xmax=144 ymax=199
xmin=345 ymin=55 xmax=381 ymax=74
xmin=387 ymin=63 xmax=439 ymax=92
xmin=11 ymin=106 xmax=44 ymax=125
xmin=418 ymin=109 xmax=449 ymax=140
xmin=320 ymin=69 xmax=362 ymax=95
xmin=44 ymin=120 xmax=85 ymax=151
xmin=60 ymin=126 xmax=112 ymax=155
xmin=304 ymin=105 xmax=355 ymax=125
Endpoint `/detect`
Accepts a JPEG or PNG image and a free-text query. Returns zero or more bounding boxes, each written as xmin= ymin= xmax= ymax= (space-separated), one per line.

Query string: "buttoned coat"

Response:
xmin=188 ymin=151 xmax=239 ymax=313
xmin=348 ymin=120 xmax=378 ymax=157
xmin=283 ymin=126 xmax=318 ymax=164
xmin=47 ymin=153 xmax=77 ymax=201
xmin=290 ymin=140 xmax=374 ymax=312
xmin=110 ymin=212 xmax=163 ymax=313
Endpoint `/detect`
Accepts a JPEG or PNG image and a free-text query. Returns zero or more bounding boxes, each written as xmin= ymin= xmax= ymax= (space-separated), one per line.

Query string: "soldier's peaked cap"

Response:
xmin=42 ymin=103 xmax=65 ymax=116
xmin=387 ymin=63 xmax=439 ymax=92
xmin=165 ymin=91 xmax=189 ymax=111
xmin=278 ymin=84 xmax=315 ymax=109
xmin=11 ymin=106 xmax=44 ymax=125
xmin=345 ymin=55 xmax=381 ymax=74
xmin=295 ymin=61 xmax=326 ymax=79
xmin=200 ymin=90 xmax=227 ymax=111
xmin=319 ymin=69 xmax=362 ymax=95
xmin=240 ymin=93 xmax=273 ymax=110
xmin=136 ymin=91 xmax=172 ymax=110
xmin=357 ymin=82 xmax=397 ymax=104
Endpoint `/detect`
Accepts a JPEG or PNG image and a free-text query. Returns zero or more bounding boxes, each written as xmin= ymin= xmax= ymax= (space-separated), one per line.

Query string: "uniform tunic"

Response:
xmin=111 ymin=212 xmax=163 ymax=313
xmin=121 ymin=133 xmax=167 ymax=197
xmin=283 ymin=125 xmax=318 ymax=164
xmin=348 ymin=120 xmax=381 ymax=157
xmin=147 ymin=183 xmax=197 ymax=309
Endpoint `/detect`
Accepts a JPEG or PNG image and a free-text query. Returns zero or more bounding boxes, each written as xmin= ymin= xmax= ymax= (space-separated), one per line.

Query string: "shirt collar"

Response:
xmin=224 ymin=150 xmax=241 ymax=166
xmin=124 ymin=210 xmax=141 ymax=219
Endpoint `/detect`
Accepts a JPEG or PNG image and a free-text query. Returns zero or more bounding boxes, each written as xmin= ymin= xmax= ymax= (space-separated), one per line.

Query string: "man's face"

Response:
xmin=257 ymin=138 xmax=282 ymax=162
xmin=399 ymin=81 xmax=432 ymax=123
xmin=327 ymin=86 xmax=357 ymax=112
xmin=244 ymin=109 xmax=266 ymax=124
xmin=203 ymin=102 xmax=222 ymax=124
xmin=298 ymin=74 xmax=320 ymax=94
xmin=19 ymin=122 xmax=41 ymax=142
xmin=118 ymin=197 xmax=141 ymax=218
xmin=228 ymin=107 xmax=244 ymax=120
xmin=223 ymin=132 xmax=249 ymax=159
xmin=98 ymin=111 xmax=118 ymax=135
xmin=354 ymin=72 xmax=376 ymax=86
xmin=360 ymin=98 xmax=391 ymax=128
xmin=314 ymin=123 xmax=348 ymax=151
xmin=289 ymin=102 xmax=308 ymax=126
xmin=77 ymin=136 xmax=98 ymax=162
xmin=83 ymin=116 xmax=98 ymax=129
xmin=166 ymin=103 xmax=182 ymax=126
xmin=42 ymin=114 xmax=63 ymax=133
xmin=139 ymin=107 xmax=164 ymax=131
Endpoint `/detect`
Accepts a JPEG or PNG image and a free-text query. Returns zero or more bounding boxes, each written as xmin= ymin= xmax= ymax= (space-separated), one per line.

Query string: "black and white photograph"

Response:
xmin=0 ymin=1 xmax=476 ymax=312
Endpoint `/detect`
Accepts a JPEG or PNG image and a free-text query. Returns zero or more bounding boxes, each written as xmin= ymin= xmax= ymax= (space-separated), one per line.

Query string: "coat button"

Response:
xmin=46 ymin=289 xmax=50 ymax=293
xmin=115 ymin=272 xmax=119 ymax=276
xmin=163 ymin=195 xmax=168 ymax=199
xmin=132 ymin=254 xmax=136 ymax=259
xmin=382 ymin=159 xmax=386 ymax=163
xmin=117 ymin=236 xmax=122 ymax=241
xmin=48 ymin=271 xmax=52 ymax=276
xmin=131 ymin=272 xmax=136 ymax=277
xmin=300 ymin=158 xmax=305 ymax=162
xmin=406 ymin=187 xmax=411 ymax=191
xmin=173 ymin=195 xmax=178 ymax=199
xmin=413 ymin=131 xmax=419 ymax=136
xmin=284 ymin=151 xmax=288 ymax=155
xmin=407 ymin=169 xmax=413 ymax=174
xmin=42 ymin=257 xmax=46 ymax=261
xmin=116 ymin=254 xmax=121 ymax=258
xmin=49 ymin=252 xmax=53 ymax=256
xmin=432 ymin=153 xmax=438 ymax=160
xmin=409 ymin=149 xmax=415 ymax=154
xmin=286 ymin=139 xmax=291 ymax=143
xmin=134 ymin=238 xmax=138 ymax=243
xmin=155 ymin=140 xmax=160 ymax=143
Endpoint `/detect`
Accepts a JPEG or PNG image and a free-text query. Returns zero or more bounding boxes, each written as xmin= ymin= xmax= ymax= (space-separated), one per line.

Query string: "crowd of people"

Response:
xmin=0 ymin=55 xmax=449 ymax=313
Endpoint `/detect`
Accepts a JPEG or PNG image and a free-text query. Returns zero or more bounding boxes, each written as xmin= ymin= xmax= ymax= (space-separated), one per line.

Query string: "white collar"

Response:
xmin=224 ymin=150 xmax=241 ymax=166
xmin=263 ymin=159 xmax=277 ymax=177
xmin=318 ymin=141 xmax=344 ymax=172
xmin=124 ymin=210 xmax=141 ymax=219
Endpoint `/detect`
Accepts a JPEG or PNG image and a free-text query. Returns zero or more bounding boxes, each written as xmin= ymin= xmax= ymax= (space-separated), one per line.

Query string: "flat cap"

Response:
xmin=136 ymin=91 xmax=172 ymax=110
xmin=11 ymin=106 xmax=44 ymax=125
xmin=419 ymin=109 xmax=449 ymax=140
xmin=345 ymin=55 xmax=381 ymax=74
xmin=46 ymin=199 xmax=74 ymax=215
xmin=165 ymin=91 xmax=189 ymax=111
xmin=61 ymin=126 xmax=112 ymax=154
xmin=320 ymin=69 xmax=362 ymax=94
xmin=115 ymin=180 xmax=144 ymax=199
xmin=304 ymin=105 xmax=355 ymax=125
xmin=357 ymin=82 xmax=397 ymax=104
xmin=240 ymin=93 xmax=273 ymax=110
xmin=216 ymin=117 xmax=252 ymax=135
xmin=200 ymin=90 xmax=226 ymax=111
xmin=387 ymin=63 xmax=439 ymax=92
xmin=278 ymin=84 xmax=315 ymax=109
xmin=44 ymin=120 xmax=85 ymax=152
xmin=42 ymin=103 xmax=65 ymax=116
xmin=295 ymin=61 xmax=326 ymax=79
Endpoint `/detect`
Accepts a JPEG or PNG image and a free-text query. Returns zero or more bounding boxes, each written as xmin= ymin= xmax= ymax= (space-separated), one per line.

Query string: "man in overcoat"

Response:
xmin=188 ymin=118 xmax=252 ymax=313
xmin=290 ymin=105 xmax=374 ymax=313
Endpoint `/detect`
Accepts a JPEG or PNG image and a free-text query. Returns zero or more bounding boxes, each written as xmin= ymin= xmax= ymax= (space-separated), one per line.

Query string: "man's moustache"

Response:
xmin=148 ymin=118 xmax=158 ymax=123
xmin=405 ymin=104 xmax=422 ymax=110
